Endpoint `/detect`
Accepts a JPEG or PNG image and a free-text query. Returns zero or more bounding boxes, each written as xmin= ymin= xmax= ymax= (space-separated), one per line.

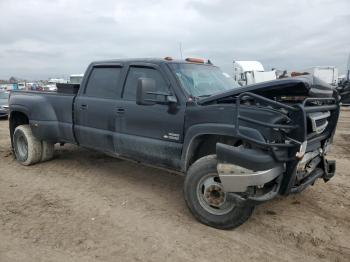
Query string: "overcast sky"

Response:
xmin=0 ymin=0 xmax=349 ymax=80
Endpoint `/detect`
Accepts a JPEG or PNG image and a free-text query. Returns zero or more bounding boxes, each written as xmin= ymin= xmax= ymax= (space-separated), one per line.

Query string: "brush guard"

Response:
xmin=217 ymin=92 xmax=339 ymax=196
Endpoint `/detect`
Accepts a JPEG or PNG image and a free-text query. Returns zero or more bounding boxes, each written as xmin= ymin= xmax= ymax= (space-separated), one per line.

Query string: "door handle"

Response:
xmin=115 ymin=108 xmax=125 ymax=114
xmin=80 ymin=104 xmax=88 ymax=110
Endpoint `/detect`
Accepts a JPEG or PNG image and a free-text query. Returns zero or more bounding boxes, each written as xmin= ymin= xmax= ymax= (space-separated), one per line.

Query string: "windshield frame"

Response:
xmin=167 ymin=62 xmax=240 ymax=98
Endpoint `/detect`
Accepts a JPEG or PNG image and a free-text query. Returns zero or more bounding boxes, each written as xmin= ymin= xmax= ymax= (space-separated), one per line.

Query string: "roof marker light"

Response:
xmin=185 ymin=57 xmax=205 ymax=64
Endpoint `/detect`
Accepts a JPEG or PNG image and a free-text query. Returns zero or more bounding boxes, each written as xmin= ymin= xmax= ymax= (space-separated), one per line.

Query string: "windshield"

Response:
xmin=169 ymin=63 xmax=240 ymax=97
xmin=0 ymin=92 xmax=9 ymax=99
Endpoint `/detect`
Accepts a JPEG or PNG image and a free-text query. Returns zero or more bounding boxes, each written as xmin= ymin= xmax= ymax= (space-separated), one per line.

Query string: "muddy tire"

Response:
xmin=41 ymin=141 xmax=55 ymax=162
xmin=13 ymin=125 xmax=42 ymax=166
xmin=184 ymin=155 xmax=254 ymax=229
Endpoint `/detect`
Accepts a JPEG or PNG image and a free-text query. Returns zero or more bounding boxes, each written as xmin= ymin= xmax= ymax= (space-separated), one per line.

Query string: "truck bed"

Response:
xmin=9 ymin=90 xmax=77 ymax=143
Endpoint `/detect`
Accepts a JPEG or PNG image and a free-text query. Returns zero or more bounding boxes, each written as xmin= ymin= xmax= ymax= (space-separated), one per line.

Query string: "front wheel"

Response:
xmin=184 ymin=155 xmax=254 ymax=229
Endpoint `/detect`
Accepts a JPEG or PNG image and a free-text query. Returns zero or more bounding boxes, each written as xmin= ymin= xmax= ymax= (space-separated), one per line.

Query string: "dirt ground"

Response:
xmin=0 ymin=110 xmax=349 ymax=262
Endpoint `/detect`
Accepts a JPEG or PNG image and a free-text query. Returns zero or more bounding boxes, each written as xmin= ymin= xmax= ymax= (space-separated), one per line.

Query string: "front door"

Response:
xmin=115 ymin=65 xmax=185 ymax=170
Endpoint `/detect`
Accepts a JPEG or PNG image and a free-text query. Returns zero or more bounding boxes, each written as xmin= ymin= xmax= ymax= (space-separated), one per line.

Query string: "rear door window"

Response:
xmin=123 ymin=67 xmax=168 ymax=100
xmin=85 ymin=67 xmax=122 ymax=98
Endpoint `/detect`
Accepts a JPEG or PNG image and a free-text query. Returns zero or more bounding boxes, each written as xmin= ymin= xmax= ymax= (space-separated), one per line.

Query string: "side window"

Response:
xmin=85 ymin=67 xmax=122 ymax=98
xmin=123 ymin=67 xmax=168 ymax=100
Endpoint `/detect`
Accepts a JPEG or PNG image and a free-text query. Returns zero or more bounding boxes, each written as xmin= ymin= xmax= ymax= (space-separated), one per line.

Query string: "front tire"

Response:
xmin=13 ymin=125 xmax=42 ymax=165
xmin=184 ymin=155 xmax=254 ymax=229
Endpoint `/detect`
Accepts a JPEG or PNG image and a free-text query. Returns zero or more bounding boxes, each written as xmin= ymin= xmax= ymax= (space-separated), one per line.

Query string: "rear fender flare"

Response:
xmin=9 ymin=105 xmax=30 ymax=119
xmin=10 ymin=95 xmax=59 ymax=141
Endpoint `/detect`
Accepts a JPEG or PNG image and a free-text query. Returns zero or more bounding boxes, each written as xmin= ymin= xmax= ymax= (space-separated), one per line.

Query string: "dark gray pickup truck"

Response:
xmin=8 ymin=58 xmax=340 ymax=229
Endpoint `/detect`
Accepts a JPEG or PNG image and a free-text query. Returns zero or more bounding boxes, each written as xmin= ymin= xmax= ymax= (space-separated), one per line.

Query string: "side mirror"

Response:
xmin=136 ymin=78 xmax=177 ymax=105
xmin=136 ymin=78 xmax=157 ymax=105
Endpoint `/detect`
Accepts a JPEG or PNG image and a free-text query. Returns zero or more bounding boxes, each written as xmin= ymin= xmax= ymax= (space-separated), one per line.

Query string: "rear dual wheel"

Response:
xmin=41 ymin=140 xmax=55 ymax=162
xmin=184 ymin=155 xmax=254 ymax=229
xmin=13 ymin=125 xmax=54 ymax=165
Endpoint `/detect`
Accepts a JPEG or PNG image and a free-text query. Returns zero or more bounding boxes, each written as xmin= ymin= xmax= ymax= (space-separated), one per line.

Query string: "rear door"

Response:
xmin=115 ymin=63 xmax=185 ymax=169
xmin=75 ymin=65 xmax=123 ymax=152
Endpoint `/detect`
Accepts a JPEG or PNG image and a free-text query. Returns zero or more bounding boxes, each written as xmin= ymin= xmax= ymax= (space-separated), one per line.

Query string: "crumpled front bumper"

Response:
xmin=217 ymin=164 xmax=283 ymax=192
xmin=216 ymin=143 xmax=284 ymax=192
xmin=216 ymin=142 xmax=336 ymax=206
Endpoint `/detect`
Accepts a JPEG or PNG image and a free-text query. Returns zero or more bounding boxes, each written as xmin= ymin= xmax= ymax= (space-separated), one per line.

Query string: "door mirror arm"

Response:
xmin=136 ymin=78 xmax=177 ymax=105
xmin=145 ymin=91 xmax=177 ymax=104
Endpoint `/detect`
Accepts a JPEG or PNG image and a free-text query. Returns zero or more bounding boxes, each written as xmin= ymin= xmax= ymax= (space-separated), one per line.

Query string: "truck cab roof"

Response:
xmin=90 ymin=58 xmax=214 ymax=66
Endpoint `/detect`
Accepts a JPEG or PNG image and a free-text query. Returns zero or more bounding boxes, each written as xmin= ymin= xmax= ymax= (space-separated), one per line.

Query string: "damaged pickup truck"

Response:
xmin=8 ymin=58 xmax=340 ymax=229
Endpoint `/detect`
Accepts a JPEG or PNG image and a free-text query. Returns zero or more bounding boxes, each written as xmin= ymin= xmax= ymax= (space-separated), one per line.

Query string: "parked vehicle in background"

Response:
xmin=337 ymin=79 xmax=350 ymax=105
xmin=233 ymin=60 xmax=276 ymax=86
xmin=8 ymin=57 xmax=340 ymax=229
xmin=46 ymin=78 xmax=67 ymax=91
xmin=0 ymin=91 xmax=9 ymax=118
xmin=337 ymin=61 xmax=350 ymax=104
xmin=1 ymin=83 xmax=20 ymax=91
xmin=70 ymin=74 xmax=84 ymax=84
xmin=30 ymin=83 xmax=44 ymax=91
xmin=17 ymin=82 xmax=26 ymax=90
xmin=303 ymin=66 xmax=339 ymax=86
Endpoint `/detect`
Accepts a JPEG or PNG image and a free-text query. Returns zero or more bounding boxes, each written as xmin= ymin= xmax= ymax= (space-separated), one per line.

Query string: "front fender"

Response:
xmin=181 ymin=123 xmax=266 ymax=171
xmin=216 ymin=143 xmax=277 ymax=170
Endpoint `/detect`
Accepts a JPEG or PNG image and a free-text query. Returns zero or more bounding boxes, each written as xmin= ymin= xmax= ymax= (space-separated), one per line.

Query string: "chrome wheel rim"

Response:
xmin=196 ymin=173 xmax=235 ymax=215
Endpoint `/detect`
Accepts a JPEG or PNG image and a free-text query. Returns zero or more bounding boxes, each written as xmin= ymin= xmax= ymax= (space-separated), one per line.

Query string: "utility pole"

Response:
xmin=347 ymin=53 xmax=350 ymax=81
xmin=179 ymin=42 xmax=183 ymax=59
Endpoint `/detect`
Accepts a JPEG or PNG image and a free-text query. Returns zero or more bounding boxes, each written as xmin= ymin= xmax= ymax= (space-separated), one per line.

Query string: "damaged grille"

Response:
xmin=308 ymin=111 xmax=330 ymax=135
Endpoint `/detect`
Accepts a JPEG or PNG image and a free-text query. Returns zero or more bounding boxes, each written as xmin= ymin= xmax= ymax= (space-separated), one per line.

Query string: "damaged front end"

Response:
xmin=201 ymin=76 xmax=340 ymax=205
xmin=216 ymin=145 xmax=284 ymax=206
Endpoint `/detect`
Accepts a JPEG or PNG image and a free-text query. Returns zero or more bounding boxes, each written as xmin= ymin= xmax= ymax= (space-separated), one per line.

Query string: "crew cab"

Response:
xmin=8 ymin=58 xmax=340 ymax=229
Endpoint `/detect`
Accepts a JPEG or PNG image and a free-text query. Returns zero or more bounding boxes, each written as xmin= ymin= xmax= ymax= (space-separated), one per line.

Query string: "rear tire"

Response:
xmin=184 ymin=155 xmax=254 ymax=229
xmin=41 ymin=141 xmax=55 ymax=162
xmin=13 ymin=125 xmax=42 ymax=166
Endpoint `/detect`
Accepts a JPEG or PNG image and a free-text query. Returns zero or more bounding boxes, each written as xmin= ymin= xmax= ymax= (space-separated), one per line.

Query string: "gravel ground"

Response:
xmin=0 ymin=109 xmax=349 ymax=262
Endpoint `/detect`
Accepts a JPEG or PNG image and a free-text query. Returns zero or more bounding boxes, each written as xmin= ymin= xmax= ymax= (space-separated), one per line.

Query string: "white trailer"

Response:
xmin=46 ymin=78 xmax=67 ymax=91
xmin=69 ymin=74 xmax=84 ymax=84
xmin=233 ymin=61 xmax=276 ymax=86
xmin=303 ymin=66 xmax=339 ymax=86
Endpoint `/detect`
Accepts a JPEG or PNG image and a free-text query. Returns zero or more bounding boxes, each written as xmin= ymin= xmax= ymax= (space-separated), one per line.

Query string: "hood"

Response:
xmin=198 ymin=75 xmax=335 ymax=105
